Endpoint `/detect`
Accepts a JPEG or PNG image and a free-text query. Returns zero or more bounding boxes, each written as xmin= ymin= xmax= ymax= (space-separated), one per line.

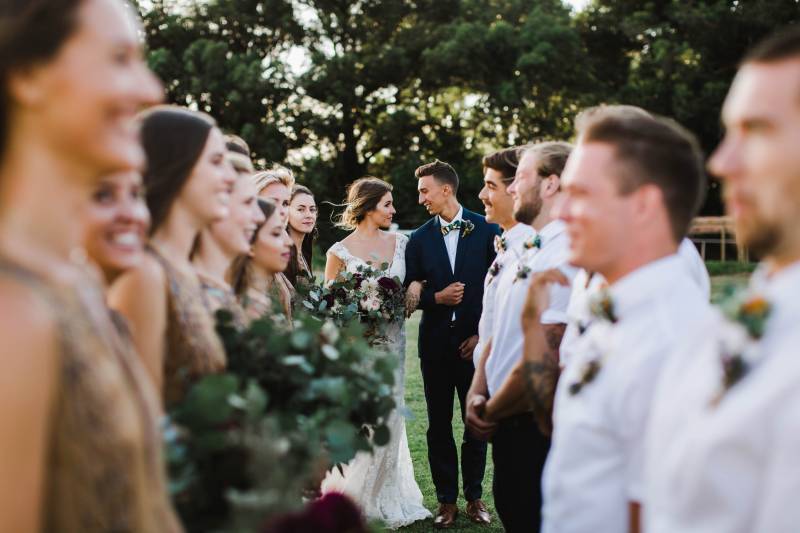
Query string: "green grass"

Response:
xmin=390 ymin=272 xmax=751 ymax=531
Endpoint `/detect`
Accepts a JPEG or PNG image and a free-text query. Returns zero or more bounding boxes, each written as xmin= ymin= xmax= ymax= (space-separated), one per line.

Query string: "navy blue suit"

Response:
xmin=405 ymin=207 xmax=500 ymax=504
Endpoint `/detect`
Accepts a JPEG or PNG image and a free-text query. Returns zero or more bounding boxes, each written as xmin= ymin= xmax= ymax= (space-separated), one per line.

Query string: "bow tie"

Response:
xmin=441 ymin=220 xmax=463 ymax=236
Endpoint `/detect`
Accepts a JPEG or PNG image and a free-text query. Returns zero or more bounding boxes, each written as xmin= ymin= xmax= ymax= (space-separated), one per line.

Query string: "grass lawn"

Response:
xmin=391 ymin=272 xmax=750 ymax=532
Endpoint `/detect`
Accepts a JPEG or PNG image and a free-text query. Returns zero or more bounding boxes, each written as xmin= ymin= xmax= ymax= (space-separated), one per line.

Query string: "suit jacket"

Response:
xmin=405 ymin=208 xmax=500 ymax=359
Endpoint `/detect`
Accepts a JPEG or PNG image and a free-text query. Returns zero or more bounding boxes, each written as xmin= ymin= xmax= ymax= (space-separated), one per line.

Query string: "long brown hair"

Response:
xmin=139 ymin=105 xmax=217 ymax=234
xmin=285 ymin=184 xmax=316 ymax=284
xmin=230 ymin=199 xmax=277 ymax=297
xmin=0 ymin=0 xmax=84 ymax=157
xmin=334 ymin=177 xmax=393 ymax=231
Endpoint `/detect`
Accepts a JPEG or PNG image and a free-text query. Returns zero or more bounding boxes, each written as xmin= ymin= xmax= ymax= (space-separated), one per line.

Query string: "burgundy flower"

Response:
xmin=378 ymin=277 xmax=399 ymax=292
xmin=353 ymin=273 xmax=364 ymax=289
xmin=261 ymin=492 xmax=367 ymax=533
xmin=322 ymin=293 xmax=335 ymax=309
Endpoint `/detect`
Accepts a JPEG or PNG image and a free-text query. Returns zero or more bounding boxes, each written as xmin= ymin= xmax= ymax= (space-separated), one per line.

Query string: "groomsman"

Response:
xmin=523 ymin=109 xmax=709 ymax=533
xmin=472 ymin=146 xmax=526 ymax=368
xmin=466 ymin=141 xmax=576 ymax=532
xmin=646 ymin=27 xmax=800 ymax=533
xmin=405 ymin=160 xmax=498 ymax=528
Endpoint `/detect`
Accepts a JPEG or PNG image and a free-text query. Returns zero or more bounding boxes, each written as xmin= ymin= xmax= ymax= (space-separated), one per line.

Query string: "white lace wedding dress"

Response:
xmin=321 ymin=233 xmax=432 ymax=529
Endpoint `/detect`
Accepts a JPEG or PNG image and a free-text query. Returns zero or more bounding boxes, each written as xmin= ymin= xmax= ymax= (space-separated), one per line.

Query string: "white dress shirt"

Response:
xmin=542 ymin=254 xmax=710 ymax=533
xmin=484 ymin=220 xmax=576 ymax=396
xmin=438 ymin=206 xmax=463 ymax=273
xmin=645 ymin=261 xmax=800 ymax=533
xmin=473 ymin=222 xmax=530 ymax=366
xmin=560 ymin=238 xmax=710 ymax=369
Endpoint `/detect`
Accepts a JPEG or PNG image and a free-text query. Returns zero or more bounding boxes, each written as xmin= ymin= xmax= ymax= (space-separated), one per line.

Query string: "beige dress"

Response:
xmin=148 ymin=248 xmax=227 ymax=408
xmin=0 ymin=257 xmax=182 ymax=533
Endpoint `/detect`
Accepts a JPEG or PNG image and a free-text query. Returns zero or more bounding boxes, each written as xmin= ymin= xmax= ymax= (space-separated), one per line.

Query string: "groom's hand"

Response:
xmin=466 ymin=394 xmax=497 ymax=441
xmin=435 ymin=282 xmax=464 ymax=306
xmin=459 ymin=335 xmax=479 ymax=360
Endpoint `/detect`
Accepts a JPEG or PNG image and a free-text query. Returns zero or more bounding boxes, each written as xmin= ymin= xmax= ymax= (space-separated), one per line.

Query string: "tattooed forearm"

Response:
xmin=522 ymin=323 xmax=565 ymax=436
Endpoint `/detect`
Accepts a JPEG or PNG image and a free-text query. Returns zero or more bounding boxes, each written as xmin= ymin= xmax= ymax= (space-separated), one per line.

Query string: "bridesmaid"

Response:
xmin=231 ymin=200 xmax=293 ymax=322
xmin=253 ymin=167 xmax=296 ymax=302
xmin=0 ymin=1 xmax=179 ymax=531
xmin=110 ymin=105 xmax=235 ymax=408
xmin=285 ymin=184 xmax=318 ymax=285
xmin=192 ymin=136 xmax=265 ymax=327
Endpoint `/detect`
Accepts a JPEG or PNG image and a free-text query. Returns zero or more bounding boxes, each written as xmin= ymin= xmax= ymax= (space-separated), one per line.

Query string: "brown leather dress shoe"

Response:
xmin=433 ymin=503 xmax=458 ymax=529
xmin=466 ymin=499 xmax=492 ymax=525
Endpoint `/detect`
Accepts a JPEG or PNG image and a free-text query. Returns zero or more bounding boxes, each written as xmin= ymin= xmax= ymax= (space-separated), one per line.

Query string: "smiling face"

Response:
xmin=365 ymin=191 xmax=396 ymax=230
xmin=178 ymin=127 xmax=236 ymax=226
xmin=558 ymin=142 xmax=638 ymax=273
xmin=252 ymin=212 xmax=292 ymax=275
xmin=507 ymin=150 xmax=544 ymax=225
xmin=8 ymin=0 xmax=163 ymax=177
xmin=260 ymin=182 xmax=291 ymax=226
xmin=289 ymin=192 xmax=317 ymax=235
xmin=478 ymin=168 xmax=514 ymax=226
xmin=209 ymin=177 xmax=264 ymax=257
xmin=83 ymin=170 xmax=150 ymax=281
xmin=417 ymin=175 xmax=450 ymax=216
xmin=708 ymin=59 xmax=800 ymax=259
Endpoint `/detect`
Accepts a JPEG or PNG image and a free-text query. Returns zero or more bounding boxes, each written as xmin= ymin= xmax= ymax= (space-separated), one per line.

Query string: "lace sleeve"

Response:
xmin=394 ymin=233 xmax=409 ymax=260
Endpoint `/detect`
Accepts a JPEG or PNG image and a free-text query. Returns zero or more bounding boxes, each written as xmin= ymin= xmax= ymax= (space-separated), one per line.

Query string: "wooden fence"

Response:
xmin=689 ymin=216 xmax=749 ymax=262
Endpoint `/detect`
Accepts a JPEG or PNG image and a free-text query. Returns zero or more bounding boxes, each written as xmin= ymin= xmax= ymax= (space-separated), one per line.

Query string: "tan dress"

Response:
xmin=0 ymin=258 xmax=182 ymax=533
xmin=198 ymin=272 xmax=248 ymax=330
xmin=148 ymin=247 xmax=226 ymax=408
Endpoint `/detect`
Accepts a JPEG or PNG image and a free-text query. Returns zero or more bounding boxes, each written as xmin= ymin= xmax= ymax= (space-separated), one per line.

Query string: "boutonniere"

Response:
xmin=569 ymin=292 xmax=617 ymax=396
xmin=487 ymin=260 xmax=503 ymax=285
xmin=514 ymin=264 xmax=531 ymax=283
xmin=494 ymin=235 xmax=507 ymax=254
xmin=588 ymin=287 xmax=617 ymax=324
xmin=461 ymin=219 xmax=475 ymax=238
xmin=523 ymin=235 xmax=542 ymax=251
xmin=712 ymin=290 xmax=771 ymax=404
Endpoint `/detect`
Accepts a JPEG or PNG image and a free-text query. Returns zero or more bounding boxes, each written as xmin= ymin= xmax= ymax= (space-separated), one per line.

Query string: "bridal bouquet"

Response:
xmin=303 ymin=262 xmax=406 ymax=344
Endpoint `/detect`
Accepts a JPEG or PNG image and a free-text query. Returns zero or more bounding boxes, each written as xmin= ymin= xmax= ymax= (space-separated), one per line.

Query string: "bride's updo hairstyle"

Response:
xmin=0 ymin=0 xmax=83 ymax=157
xmin=335 ymin=176 xmax=393 ymax=231
xmin=139 ymin=105 xmax=216 ymax=233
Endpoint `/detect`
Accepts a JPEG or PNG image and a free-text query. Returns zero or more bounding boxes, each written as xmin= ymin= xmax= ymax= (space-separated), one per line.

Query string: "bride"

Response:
xmin=322 ymin=177 xmax=431 ymax=528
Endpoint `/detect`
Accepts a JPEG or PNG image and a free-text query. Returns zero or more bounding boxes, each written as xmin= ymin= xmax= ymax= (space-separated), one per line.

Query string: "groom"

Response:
xmin=405 ymin=160 xmax=499 ymax=528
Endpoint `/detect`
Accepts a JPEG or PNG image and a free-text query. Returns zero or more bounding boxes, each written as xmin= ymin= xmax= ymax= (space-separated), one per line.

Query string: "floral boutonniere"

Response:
xmin=712 ymin=289 xmax=772 ymax=404
xmin=487 ymin=260 xmax=503 ymax=285
xmin=588 ymin=287 xmax=617 ymax=324
xmin=494 ymin=235 xmax=507 ymax=254
xmin=569 ymin=291 xmax=617 ymax=396
xmin=461 ymin=219 xmax=475 ymax=238
xmin=523 ymin=235 xmax=542 ymax=251
xmin=514 ymin=264 xmax=531 ymax=283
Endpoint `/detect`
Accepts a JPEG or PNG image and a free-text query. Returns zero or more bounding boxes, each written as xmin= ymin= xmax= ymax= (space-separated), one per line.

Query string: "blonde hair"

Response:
xmin=334 ymin=176 xmax=393 ymax=231
xmin=252 ymin=165 xmax=295 ymax=193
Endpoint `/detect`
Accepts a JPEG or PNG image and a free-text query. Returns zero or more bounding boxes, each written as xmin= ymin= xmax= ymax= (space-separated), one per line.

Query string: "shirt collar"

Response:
xmin=504 ymin=222 xmax=535 ymax=247
xmin=608 ymin=253 xmax=686 ymax=319
xmin=536 ymin=219 xmax=567 ymax=245
xmin=749 ymin=259 xmax=800 ymax=319
xmin=438 ymin=205 xmax=463 ymax=228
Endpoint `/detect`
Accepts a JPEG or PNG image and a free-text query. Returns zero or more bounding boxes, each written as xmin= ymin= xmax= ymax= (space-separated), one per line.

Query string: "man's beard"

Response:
xmin=514 ymin=190 xmax=543 ymax=225
xmin=738 ymin=216 xmax=781 ymax=258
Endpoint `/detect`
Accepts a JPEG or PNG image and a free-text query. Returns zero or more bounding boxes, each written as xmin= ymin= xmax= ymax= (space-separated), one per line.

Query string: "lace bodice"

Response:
xmin=327 ymin=232 xmax=407 ymax=283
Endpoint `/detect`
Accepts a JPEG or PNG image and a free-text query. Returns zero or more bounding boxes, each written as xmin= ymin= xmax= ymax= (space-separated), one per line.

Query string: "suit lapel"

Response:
xmin=453 ymin=210 xmax=473 ymax=278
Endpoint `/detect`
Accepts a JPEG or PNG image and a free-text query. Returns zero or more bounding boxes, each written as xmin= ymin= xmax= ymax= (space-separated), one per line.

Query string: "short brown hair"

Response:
xmin=415 ymin=159 xmax=459 ymax=193
xmin=482 ymin=147 xmax=522 ymax=185
xmin=744 ymin=25 xmax=800 ymax=64
xmin=522 ymin=141 xmax=573 ymax=179
xmin=580 ymin=112 xmax=706 ymax=243
xmin=574 ymin=105 xmax=651 ymax=136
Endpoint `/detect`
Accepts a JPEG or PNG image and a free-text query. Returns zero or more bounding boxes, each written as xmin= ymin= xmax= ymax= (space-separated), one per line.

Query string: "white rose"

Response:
xmin=360 ymin=295 xmax=381 ymax=312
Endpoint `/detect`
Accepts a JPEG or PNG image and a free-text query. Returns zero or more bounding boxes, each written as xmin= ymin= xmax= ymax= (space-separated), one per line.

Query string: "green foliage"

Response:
xmin=166 ymin=307 xmax=397 ymax=530
xmin=141 ymin=0 xmax=800 ymax=247
xmin=705 ymin=260 xmax=757 ymax=277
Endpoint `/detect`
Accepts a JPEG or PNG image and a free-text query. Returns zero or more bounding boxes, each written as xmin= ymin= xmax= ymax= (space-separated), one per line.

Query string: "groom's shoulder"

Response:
xmin=409 ymin=217 xmax=437 ymax=239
